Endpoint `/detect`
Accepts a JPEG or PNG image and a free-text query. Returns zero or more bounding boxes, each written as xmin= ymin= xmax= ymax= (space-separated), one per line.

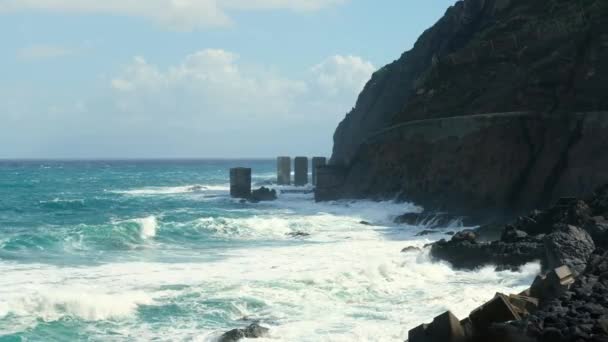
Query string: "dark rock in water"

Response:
xmin=544 ymin=224 xmax=595 ymax=276
xmin=287 ymin=231 xmax=310 ymax=238
xmin=431 ymin=229 xmax=543 ymax=270
xmin=359 ymin=221 xmax=373 ymax=226
xmin=248 ymin=187 xmax=277 ymax=203
xmin=219 ymin=323 xmax=269 ymax=342
xmin=475 ymin=221 xmax=506 ymax=242
xmin=395 ymin=212 xmax=464 ymax=228
xmin=446 ymin=231 xmax=455 ymax=236
xmin=416 ymin=230 xmax=436 ymax=237
xmin=501 ymin=227 xmax=529 ymax=243
xmin=401 ymin=246 xmax=421 ymax=253
xmin=452 ymin=230 xmax=477 ymax=243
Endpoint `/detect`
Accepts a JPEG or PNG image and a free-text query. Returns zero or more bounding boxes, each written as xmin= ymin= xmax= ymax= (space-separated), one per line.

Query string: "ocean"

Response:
xmin=0 ymin=159 xmax=539 ymax=341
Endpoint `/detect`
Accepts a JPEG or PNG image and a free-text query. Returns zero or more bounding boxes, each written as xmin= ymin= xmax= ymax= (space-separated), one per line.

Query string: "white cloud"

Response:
xmin=0 ymin=49 xmax=372 ymax=157
xmin=311 ymin=55 xmax=375 ymax=96
xmin=111 ymin=49 xmax=309 ymax=118
xmin=0 ymin=0 xmax=345 ymax=30
xmin=17 ymin=44 xmax=76 ymax=61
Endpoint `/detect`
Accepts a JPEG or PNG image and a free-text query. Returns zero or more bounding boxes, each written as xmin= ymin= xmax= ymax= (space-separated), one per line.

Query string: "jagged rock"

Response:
xmin=453 ymin=230 xmax=477 ymax=242
xmin=543 ymin=224 xmax=595 ymax=276
xmin=501 ymin=227 xmax=529 ymax=243
xmin=431 ymin=229 xmax=543 ymax=270
xmin=402 ymin=246 xmax=422 ymax=253
xmin=219 ymin=323 xmax=269 ymax=342
xmin=248 ymin=187 xmax=277 ymax=203
xmin=395 ymin=212 xmax=463 ymax=227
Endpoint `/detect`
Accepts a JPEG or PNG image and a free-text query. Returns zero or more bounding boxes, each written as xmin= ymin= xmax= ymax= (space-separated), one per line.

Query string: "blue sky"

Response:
xmin=0 ymin=0 xmax=455 ymax=158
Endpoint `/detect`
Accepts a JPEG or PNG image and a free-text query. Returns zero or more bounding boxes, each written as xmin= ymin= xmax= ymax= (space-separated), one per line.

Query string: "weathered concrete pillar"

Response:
xmin=277 ymin=157 xmax=291 ymax=185
xmin=230 ymin=167 xmax=251 ymax=198
xmin=294 ymin=157 xmax=308 ymax=186
xmin=314 ymin=165 xmax=346 ymax=201
xmin=311 ymin=157 xmax=327 ymax=186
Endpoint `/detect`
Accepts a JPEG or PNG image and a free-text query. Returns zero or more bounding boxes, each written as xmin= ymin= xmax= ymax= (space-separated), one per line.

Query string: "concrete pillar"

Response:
xmin=230 ymin=167 xmax=251 ymax=198
xmin=294 ymin=157 xmax=308 ymax=186
xmin=311 ymin=157 xmax=327 ymax=186
xmin=277 ymin=157 xmax=291 ymax=185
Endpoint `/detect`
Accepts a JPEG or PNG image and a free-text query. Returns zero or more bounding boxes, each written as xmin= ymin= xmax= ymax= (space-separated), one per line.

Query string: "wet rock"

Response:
xmin=431 ymin=229 xmax=543 ymax=270
xmin=248 ymin=187 xmax=277 ymax=203
xmin=416 ymin=230 xmax=436 ymax=236
xmin=452 ymin=230 xmax=477 ymax=242
xmin=401 ymin=246 xmax=422 ymax=253
xmin=585 ymin=216 xmax=608 ymax=248
xmin=359 ymin=221 xmax=373 ymax=226
xmin=219 ymin=323 xmax=269 ymax=342
xmin=395 ymin=212 xmax=464 ymax=228
xmin=475 ymin=221 xmax=506 ymax=242
xmin=544 ymin=224 xmax=595 ymax=276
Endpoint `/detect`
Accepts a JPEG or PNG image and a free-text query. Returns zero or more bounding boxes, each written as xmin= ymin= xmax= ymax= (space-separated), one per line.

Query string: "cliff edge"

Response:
xmin=325 ymin=0 xmax=608 ymax=218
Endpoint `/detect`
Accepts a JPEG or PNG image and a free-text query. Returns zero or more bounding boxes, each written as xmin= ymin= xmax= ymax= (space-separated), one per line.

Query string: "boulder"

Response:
xmin=219 ymin=323 xmax=269 ymax=342
xmin=402 ymin=246 xmax=422 ymax=253
xmin=249 ymin=187 xmax=277 ymax=203
xmin=584 ymin=216 xmax=608 ymax=248
xmin=544 ymin=224 xmax=595 ymax=276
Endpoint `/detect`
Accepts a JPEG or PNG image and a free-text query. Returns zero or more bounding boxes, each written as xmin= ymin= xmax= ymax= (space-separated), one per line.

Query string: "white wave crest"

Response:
xmin=133 ymin=216 xmax=158 ymax=239
xmin=112 ymin=184 xmax=229 ymax=196
xmin=3 ymin=288 xmax=153 ymax=322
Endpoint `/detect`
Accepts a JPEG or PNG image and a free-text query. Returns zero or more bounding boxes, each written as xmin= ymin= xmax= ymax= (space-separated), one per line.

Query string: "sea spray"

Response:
xmin=133 ymin=216 xmax=158 ymax=239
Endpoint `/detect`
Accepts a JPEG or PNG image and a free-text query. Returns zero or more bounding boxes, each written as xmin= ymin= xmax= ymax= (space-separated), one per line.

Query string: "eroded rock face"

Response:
xmin=327 ymin=0 xmax=608 ymax=217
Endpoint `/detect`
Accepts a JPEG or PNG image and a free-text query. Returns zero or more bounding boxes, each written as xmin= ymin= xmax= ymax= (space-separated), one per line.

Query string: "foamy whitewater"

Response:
xmin=0 ymin=160 xmax=539 ymax=341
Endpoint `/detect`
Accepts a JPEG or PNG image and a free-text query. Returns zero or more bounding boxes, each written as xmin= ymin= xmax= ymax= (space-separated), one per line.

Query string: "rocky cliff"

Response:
xmin=326 ymin=0 xmax=608 ymax=218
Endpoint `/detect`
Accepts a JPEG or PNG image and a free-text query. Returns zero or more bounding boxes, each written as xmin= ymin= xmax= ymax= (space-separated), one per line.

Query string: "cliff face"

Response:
xmin=326 ymin=0 xmax=608 ymax=217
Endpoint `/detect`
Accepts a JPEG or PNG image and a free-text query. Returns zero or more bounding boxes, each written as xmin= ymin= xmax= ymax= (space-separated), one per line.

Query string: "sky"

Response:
xmin=0 ymin=0 xmax=456 ymax=159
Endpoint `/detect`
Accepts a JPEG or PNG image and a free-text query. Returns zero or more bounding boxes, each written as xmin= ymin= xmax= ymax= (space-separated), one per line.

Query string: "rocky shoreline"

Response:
xmin=405 ymin=185 xmax=608 ymax=342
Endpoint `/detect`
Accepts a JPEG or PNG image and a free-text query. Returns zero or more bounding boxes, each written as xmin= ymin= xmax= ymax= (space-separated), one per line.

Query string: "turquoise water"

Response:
xmin=0 ymin=160 xmax=539 ymax=341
